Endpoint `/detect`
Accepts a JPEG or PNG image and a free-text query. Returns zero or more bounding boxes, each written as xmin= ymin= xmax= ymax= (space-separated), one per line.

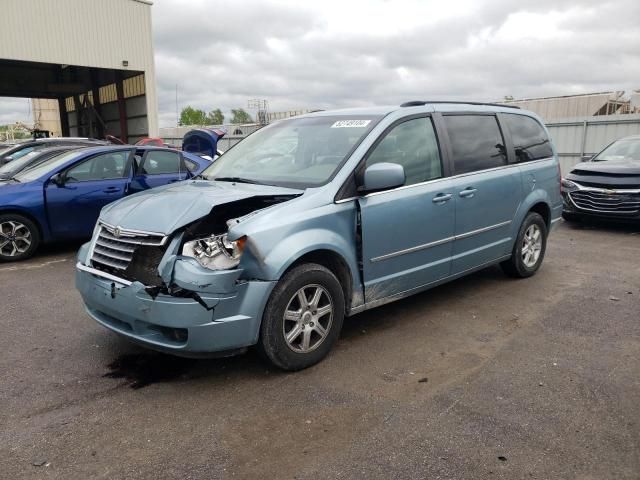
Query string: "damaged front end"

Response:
xmin=76 ymin=189 xmax=298 ymax=355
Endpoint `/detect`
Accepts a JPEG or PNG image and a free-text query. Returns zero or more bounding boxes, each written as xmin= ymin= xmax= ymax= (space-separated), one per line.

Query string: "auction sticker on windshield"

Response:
xmin=331 ymin=120 xmax=371 ymax=128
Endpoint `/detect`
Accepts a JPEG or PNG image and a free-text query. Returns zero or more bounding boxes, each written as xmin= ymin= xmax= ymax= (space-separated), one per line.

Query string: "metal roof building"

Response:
xmin=502 ymin=91 xmax=636 ymax=121
xmin=0 ymin=0 xmax=158 ymax=142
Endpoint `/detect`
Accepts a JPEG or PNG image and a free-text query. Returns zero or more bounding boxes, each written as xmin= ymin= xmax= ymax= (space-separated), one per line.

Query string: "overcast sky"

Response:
xmin=2 ymin=0 xmax=639 ymax=127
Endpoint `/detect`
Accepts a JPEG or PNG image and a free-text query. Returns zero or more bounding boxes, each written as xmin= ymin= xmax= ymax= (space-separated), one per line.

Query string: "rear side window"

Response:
xmin=444 ymin=115 xmax=507 ymax=175
xmin=366 ymin=117 xmax=442 ymax=186
xmin=141 ymin=150 xmax=181 ymax=175
xmin=502 ymin=114 xmax=553 ymax=162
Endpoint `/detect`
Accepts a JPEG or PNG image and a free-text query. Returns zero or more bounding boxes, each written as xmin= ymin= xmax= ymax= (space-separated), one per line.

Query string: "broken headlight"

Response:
xmin=182 ymin=234 xmax=246 ymax=270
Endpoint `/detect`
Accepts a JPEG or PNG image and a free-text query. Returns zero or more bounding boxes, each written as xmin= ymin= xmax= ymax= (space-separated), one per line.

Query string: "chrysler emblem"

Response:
xmin=114 ymin=226 xmax=122 ymax=238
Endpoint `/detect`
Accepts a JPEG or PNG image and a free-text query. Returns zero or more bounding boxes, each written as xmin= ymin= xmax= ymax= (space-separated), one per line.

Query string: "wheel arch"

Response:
xmin=515 ymin=189 xmax=553 ymax=232
xmin=281 ymin=248 xmax=355 ymax=315
xmin=528 ymin=201 xmax=551 ymax=229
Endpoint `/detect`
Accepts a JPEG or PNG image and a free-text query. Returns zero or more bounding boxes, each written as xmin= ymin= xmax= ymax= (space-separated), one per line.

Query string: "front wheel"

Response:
xmin=501 ymin=212 xmax=548 ymax=278
xmin=258 ymin=263 xmax=345 ymax=371
xmin=0 ymin=214 xmax=41 ymax=262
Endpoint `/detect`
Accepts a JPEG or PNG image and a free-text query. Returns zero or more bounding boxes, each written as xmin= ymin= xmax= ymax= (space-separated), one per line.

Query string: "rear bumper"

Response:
xmin=76 ymin=264 xmax=276 ymax=356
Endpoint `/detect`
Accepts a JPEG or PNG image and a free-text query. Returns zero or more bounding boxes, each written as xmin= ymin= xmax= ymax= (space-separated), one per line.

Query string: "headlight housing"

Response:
xmin=182 ymin=234 xmax=246 ymax=270
xmin=561 ymin=178 xmax=578 ymax=192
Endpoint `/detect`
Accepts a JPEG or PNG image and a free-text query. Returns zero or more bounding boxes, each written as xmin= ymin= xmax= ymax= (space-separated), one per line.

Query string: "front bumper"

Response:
xmin=76 ymin=263 xmax=276 ymax=356
xmin=562 ymin=191 xmax=640 ymax=222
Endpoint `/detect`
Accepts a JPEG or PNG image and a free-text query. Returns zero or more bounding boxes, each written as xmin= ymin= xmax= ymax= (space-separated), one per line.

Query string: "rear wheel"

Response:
xmin=0 ymin=214 xmax=40 ymax=262
xmin=501 ymin=212 xmax=547 ymax=278
xmin=258 ymin=263 xmax=345 ymax=371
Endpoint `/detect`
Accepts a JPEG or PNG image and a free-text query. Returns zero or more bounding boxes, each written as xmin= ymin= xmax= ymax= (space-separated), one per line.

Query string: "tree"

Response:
xmin=206 ymin=108 xmax=225 ymax=125
xmin=230 ymin=108 xmax=253 ymax=124
xmin=179 ymin=106 xmax=208 ymax=126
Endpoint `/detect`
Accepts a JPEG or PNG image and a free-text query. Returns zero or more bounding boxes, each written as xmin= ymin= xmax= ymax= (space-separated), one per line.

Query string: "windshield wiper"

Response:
xmin=8 ymin=176 xmax=20 ymax=182
xmin=214 ymin=176 xmax=263 ymax=185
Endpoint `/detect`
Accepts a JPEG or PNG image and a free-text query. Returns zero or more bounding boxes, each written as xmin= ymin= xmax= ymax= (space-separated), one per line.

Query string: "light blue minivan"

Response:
xmin=76 ymin=101 xmax=562 ymax=370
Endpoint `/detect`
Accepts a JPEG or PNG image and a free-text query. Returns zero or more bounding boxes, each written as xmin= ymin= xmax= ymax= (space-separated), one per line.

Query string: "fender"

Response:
xmin=258 ymin=228 xmax=359 ymax=282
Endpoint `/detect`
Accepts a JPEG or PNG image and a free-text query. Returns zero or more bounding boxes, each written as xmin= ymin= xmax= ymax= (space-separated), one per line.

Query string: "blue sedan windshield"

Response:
xmin=14 ymin=150 xmax=83 ymax=182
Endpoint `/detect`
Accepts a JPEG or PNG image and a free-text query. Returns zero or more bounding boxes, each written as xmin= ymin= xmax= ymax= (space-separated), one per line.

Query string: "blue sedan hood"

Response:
xmin=100 ymin=180 xmax=302 ymax=235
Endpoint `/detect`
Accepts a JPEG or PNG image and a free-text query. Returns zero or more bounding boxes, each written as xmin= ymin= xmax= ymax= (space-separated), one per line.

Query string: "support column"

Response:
xmin=90 ymin=70 xmax=104 ymax=139
xmin=58 ymin=97 xmax=70 ymax=137
xmin=115 ymin=72 xmax=128 ymax=143
xmin=73 ymin=95 xmax=82 ymax=137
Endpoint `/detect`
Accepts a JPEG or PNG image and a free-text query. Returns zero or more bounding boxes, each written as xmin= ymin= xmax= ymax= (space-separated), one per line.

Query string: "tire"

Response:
xmin=562 ymin=212 xmax=581 ymax=223
xmin=0 ymin=213 xmax=41 ymax=262
xmin=501 ymin=212 xmax=548 ymax=278
xmin=258 ymin=263 xmax=345 ymax=371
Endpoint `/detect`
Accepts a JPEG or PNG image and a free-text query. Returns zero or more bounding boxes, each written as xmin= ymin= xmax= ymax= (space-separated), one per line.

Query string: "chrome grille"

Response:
xmin=91 ymin=223 xmax=166 ymax=270
xmin=570 ymin=190 xmax=640 ymax=214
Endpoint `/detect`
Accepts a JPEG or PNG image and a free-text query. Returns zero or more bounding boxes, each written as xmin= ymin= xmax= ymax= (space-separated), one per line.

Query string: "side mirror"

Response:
xmin=4 ymin=156 xmax=13 ymax=162
xmin=580 ymin=155 xmax=593 ymax=162
xmin=358 ymin=162 xmax=405 ymax=194
xmin=50 ymin=172 xmax=64 ymax=187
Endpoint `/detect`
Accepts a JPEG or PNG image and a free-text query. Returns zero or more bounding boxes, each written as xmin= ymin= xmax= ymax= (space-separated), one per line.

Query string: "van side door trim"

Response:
xmin=370 ymin=220 xmax=512 ymax=262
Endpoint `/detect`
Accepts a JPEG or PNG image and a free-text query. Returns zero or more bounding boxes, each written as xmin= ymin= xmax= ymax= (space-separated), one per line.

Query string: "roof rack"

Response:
xmin=400 ymin=100 xmax=520 ymax=109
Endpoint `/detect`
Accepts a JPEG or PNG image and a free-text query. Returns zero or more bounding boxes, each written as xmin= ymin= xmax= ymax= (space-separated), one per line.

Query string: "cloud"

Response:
xmin=1 ymin=0 xmax=638 ymax=128
xmin=152 ymin=0 xmax=640 ymax=126
xmin=0 ymin=98 xmax=32 ymax=125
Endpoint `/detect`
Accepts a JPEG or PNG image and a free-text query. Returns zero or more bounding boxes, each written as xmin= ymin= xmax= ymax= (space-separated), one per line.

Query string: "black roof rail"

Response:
xmin=400 ymin=100 xmax=520 ymax=109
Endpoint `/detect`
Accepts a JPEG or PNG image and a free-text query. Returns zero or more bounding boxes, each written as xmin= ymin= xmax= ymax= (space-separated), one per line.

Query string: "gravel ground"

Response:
xmin=1 ymin=220 xmax=639 ymax=479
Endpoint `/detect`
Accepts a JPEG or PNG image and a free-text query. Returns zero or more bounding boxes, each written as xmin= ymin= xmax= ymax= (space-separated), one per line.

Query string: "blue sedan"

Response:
xmin=0 ymin=146 xmax=211 ymax=261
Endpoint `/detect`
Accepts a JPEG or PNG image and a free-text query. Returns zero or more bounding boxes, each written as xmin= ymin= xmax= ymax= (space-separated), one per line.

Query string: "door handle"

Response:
xmin=432 ymin=193 xmax=452 ymax=204
xmin=459 ymin=187 xmax=477 ymax=198
xmin=103 ymin=187 xmax=120 ymax=193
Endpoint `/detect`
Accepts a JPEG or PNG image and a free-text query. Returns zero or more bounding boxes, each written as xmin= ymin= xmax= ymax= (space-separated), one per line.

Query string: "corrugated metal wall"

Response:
xmin=0 ymin=0 xmax=158 ymax=136
xmin=1 ymin=0 xmax=152 ymax=70
xmin=546 ymin=114 xmax=640 ymax=172
xmin=504 ymin=92 xmax=626 ymax=120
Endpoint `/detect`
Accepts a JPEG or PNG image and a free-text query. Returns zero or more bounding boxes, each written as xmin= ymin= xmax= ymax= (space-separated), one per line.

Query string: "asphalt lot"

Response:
xmin=1 ymin=221 xmax=639 ymax=479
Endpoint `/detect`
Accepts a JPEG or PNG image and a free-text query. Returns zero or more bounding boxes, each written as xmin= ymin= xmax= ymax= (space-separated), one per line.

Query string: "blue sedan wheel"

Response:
xmin=0 ymin=214 xmax=41 ymax=262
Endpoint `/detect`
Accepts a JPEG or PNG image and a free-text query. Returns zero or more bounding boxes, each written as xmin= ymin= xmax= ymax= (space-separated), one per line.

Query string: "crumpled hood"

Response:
xmin=100 ymin=180 xmax=302 ymax=235
xmin=572 ymin=160 xmax=640 ymax=175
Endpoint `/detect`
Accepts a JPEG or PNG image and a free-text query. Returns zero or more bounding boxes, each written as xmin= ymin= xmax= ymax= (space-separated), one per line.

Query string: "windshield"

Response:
xmin=14 ymin=150 xmax=85 ymax=182
xmin=593 ymin=139 xmax=640 ymax=162
xmin=0 ymin=150 xmax=45 ymax=177
xmin=200 ymin=115 xmax=381 ymax=188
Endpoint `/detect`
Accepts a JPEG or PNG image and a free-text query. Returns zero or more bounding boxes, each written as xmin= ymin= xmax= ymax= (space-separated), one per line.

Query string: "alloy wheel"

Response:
xmin=282 ymin=284 xmax=334 ymax=353
xmin=521 ymin=224 xmax=542 ymax=268
xmin=0 ymin=221 xmax=32 ymax=257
